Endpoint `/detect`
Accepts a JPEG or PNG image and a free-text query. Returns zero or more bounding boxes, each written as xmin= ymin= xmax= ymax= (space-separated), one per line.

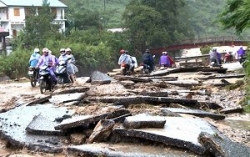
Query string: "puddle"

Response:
xmin=223 ymin=119 xmax=250 ymax=130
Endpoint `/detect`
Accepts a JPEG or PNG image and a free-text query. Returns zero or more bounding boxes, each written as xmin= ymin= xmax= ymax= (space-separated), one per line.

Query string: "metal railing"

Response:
xmin=180 ymin=36 xmax=250 ymax=45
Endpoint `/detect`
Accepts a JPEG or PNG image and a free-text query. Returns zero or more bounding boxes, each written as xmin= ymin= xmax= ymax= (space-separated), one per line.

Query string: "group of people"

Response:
xmin=118 ymin=48 xmax=174 ymax=75
xmin=209 ymin=46 xmax=246 ymax=66
xmin=29 ymin=47 xmax=78 ymax=84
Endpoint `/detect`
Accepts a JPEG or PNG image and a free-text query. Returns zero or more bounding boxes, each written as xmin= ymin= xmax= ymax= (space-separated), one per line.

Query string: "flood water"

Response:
xmin=224 ymin=119 xmax=250 ymax=130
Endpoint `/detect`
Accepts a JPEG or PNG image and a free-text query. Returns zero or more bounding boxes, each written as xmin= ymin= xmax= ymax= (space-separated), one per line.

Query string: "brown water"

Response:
xmin=224 ymin=119 xmax=250 ymax=130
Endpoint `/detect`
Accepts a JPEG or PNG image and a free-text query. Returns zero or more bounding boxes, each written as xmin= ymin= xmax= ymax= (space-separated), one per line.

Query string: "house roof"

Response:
xmin=0 ymin=0 xmax=67 ymax=8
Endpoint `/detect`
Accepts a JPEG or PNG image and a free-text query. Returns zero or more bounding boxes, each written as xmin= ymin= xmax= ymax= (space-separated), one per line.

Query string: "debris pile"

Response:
xmin=0 ymin=67 xmax=249 ymax=157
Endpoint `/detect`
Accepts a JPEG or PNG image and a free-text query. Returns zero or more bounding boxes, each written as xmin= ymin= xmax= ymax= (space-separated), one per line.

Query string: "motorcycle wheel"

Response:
xmin=57 ymin=76 xmax=64 ymax=84
xmin=40 ymin=80 xmax=46 ymax=94
xmin=30 ymin=76 xmax=37 ymax=87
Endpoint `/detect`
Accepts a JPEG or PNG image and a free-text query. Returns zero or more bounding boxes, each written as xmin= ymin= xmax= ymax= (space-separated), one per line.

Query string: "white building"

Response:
xmin=0 ymin=0 xmax=67 ymax=38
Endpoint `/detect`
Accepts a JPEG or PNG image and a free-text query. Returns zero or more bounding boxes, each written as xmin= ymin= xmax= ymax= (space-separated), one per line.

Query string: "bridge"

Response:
xmin=151 ymin=36 xmax=250 ymax=54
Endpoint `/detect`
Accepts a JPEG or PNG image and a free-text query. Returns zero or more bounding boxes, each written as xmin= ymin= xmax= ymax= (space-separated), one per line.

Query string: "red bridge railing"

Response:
xmin=151 ymin=36 xmax=250 ymax=54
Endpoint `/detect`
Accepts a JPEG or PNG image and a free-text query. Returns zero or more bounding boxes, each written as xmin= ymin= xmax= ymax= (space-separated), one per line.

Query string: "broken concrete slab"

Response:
xmin=123 ymin=114 xmax=166 ymax=129
xmin=25 ymin=95 xmax=51 ymax=106
xmin=49 ymin=93 xmax=86 ymax=104
xmin=129 ymin=90 xmax=168 ymax=97
xmin=55 ymin=109 xmax=130 ymax=130
xmin=114 ymin=116 xmax=220 ymax=155
xmin=88 ymin=119 xmax=115 ymax=143
xmin=67 ymin=143 xmax=203 ymax=157
xmin=150 ymin=69 xmax=170 ymax=76
xmin=165 ymin=80 xmax=202 ymax=87
xmin=162 ymin=108 xmax=225 ymax=120
xmin=198 ymin=132 xmax=250 ymax=157
xmin=220 ymin=107 xmax=244 ymax=114
xmin=52 ymin=87 xmax=90 ymax=95
xmin=0 ymin=104 xmax=74 ymax=153
xmin=88 ymin=96 xmax=199 ymax=108
xmin=90 ymin=71 xmax=113 ymax=85
xmin=114 ymin=75 xmax=152 ymax=83
xmin=25 ymin=114 xmax=65 ymax=136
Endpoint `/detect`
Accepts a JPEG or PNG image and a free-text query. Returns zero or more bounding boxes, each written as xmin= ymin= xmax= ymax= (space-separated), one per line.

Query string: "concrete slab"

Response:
xmin=199 ymin=132 xmax=250 ymax=157
xmin=90 ymin=71 xmax=112 ymax=85
xmin=25 ymin=114 xmax=65 ymax=136
xmin=114 ymin=116 xmax=220 ymax=155
xmin=52 ymin=86 xmax=90 ymax=95
xmin=75 ymin=77 xmax=91 ymax=85
xmin=55 ymin=109 xmax=130 ymax=130
xmin=67 ymin=143 xmax=204 ymax=157
xmin=162 ymin=108 xmax=225 ymax=120
xmin=88 ymin=96 xmax=199 ymax=108
xmin=123 ymin=114 xmax=166 ymax=129
xmin=49 ymin=93 xmax=85 ymax=104
xmin=0 ymin=104 xmax=75 ymax=153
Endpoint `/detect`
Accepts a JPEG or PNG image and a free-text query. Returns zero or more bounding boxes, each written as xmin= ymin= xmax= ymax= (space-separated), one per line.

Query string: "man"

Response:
xmin=29 ymin=48 xmax=41 ymax=67
xmin=36 ymin=48 xmax=57 ymax=84
xmin=142 ymin=49 xmax=154 ymax=72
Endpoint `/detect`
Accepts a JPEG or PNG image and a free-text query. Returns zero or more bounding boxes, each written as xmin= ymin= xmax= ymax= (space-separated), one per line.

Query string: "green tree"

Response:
xmin=123 ymin=0 xmax=194 ymax=54
xmin=21 ymin=0 xmax=61 ymax=48
xmin=220 ymin=0 xmax=250 ymax=34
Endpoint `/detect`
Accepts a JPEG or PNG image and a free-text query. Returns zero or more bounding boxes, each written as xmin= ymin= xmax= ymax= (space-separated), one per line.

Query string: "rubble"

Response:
xmin=0 ymin=61 xmax=248 ymax=156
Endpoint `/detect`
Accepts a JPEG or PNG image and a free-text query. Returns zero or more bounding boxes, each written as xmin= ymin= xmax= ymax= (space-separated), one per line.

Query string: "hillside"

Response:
xmin=60 ymin=0 xmax=242 ymax=38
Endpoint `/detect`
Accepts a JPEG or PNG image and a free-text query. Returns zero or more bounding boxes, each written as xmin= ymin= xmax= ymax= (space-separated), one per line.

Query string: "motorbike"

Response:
xmin=28 ymin=67 xmax=39 ymax=87
xmin=121 ymin=63 xmax=132 ymax=75
xmin=239 ymin=55 xmax=246 ymax=64
xmin=224 ymin=54 xmax=233 ymax=63
xmin=39 ymin=65 xmax=55 ymax=94
xmin=55 ymin=60 xmax=71 ymax=84
xmin=141 ymin=63 xmax=152 ymax=74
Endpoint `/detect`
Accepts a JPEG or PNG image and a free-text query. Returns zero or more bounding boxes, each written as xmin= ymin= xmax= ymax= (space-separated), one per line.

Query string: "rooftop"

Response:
xmin=0 ymin=0 xmax=67 ymax=8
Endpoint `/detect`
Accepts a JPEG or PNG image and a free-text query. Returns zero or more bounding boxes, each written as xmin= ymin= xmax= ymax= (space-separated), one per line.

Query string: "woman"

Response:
xmin=65 ymin=48 xmax=78 ymax=82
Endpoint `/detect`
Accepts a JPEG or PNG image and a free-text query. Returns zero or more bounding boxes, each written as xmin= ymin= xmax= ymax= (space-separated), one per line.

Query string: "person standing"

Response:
xmin=66 ymin=48 xmax=78 ymax=82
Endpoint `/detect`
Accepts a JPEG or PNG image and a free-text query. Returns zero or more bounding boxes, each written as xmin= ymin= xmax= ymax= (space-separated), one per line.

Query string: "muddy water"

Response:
xmin=224 ymin=119 xmax=250 ymax=130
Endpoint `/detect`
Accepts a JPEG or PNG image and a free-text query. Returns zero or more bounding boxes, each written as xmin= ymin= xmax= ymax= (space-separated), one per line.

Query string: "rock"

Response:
xmin=70 ymin=133 xmax=86 ymax=145
xmin=123 ymin=114 xmax=166 ymax=129
xmin=88 ymin=119 xmax=115 ymax=143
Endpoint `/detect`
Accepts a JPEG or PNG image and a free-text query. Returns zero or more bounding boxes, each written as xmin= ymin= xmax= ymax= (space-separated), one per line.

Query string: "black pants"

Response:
xmin=143 ymin=61 xmax=154 ymax=72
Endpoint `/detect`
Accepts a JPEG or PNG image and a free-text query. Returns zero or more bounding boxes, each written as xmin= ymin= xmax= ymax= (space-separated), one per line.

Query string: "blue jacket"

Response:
xmin=29 ymin=52 xmax=41 ymax=67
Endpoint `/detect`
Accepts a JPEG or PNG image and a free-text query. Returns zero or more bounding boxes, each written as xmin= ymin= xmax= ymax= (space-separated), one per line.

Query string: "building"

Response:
xmin=0 ymin=0 xmax=67 ymax=38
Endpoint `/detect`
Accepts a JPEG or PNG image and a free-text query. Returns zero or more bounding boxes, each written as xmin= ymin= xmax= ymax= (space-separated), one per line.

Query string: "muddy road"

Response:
xmin=0 ymin=68 xmax=250 ymax=157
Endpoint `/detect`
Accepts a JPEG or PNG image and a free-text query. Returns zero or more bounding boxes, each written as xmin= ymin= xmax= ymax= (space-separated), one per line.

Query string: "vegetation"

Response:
xmin=0 ymin=0 xmax=249 ymax=78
